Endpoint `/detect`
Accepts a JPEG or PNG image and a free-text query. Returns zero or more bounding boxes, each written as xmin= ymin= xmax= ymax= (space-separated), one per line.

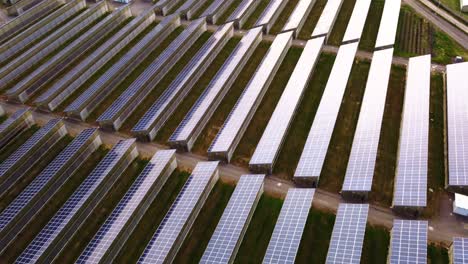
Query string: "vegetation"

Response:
xmin=327 ymin=0 xmax=358 ymax=46
xmin=269 ymin=0 xmax=300 ymax=34
xmin=0 ymin=146 xmax=108 ymax=263
xmin=297 ymin=0 xmax=327 ymax=40
xmin=428 ymin=243 xmax=450 ymax=263
xmin=432 ymin=29 xmax=468 ymax=64
xmin=438 ymin=0 xmax=468 ymax=19
xmin=0 ymin=114 xmax=7 ymax=124
xmin=361 ymin=224 xmax=390 ymax=263
xmin=192 ymin=0 xmax=216 ymax=19
xmin=175 ymin=181 xmax=235 ymax=263
xmin=154 ymin=37 xmax=241 ymax=143
xmin=243 ymin=0 xmax=270 ymax=29
xmin=0 ymin=125 xmax=40 ymax=163
xmin=359 ymin=0 xmax=385 ymax=51
xmin=217 ymin=0 xmax=244 ymax=24
xmin=114 ymin=170 xmax=190 ymax=263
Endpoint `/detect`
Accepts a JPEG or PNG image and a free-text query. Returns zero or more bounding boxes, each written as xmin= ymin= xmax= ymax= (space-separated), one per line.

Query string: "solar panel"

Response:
xmin=325 ymin=203 xmax=368 ymax=264
xmin=255 ymin=0 xmax=288 ymax=33
xmin=168 ymin=27 xmax=263 ymax=151
xmin=208 ymin=31 xmax=293 ymax=162
xmin=200 ymin=0 xmax=236 ymax=23
xmin=0 ymin=108 xmax=31 ymax=135
xmin=175 ymin=0 xmax=209 ymax=19
xmin=393 ymin=55 xmax=430 ymax=209
xmin=281 ymin=0 xmax=315 ymax=37
xmin=311 ymin=0 xmax=344 ymax=39
xmin=227 ymin=0 xmax=259 ymax=28
xmin=0 ymin=105 xmax=4 ymax=116
xmin=250 ymin=37 xmax=324 ymax=174
xmin=294 ymin=42 xmax=358 ymax=185
xmin=446 ymin=62 xmax=468 ymax=189
xmin=76 ymin=149 xmax=176 ymax=264
xmin=341 ymin=48 xmax=394 ymax=194
xmin=375 ymin=0 xmax=401 ymax=49
xmin=137 ymin=161 xmax=219 ymax=264
xmin=131 ymin=22 xmax=234 ymax=141
xmin=453 ymin=237 xmax=468 ymax=264
xmin=64 ymin=15 xmax=180 ymax=120
xmin=0 ymin=119 xmax=65 ymax=179
xmin=97 ymin=18 xmax=206 ymax=131
xmin=154 ymin=0 xmax=185 ymax=15
xmin=263 ymin=188 xmax=315 ymax=264
xmin=16 ymin=139 xmax=137 ymax=264
xmin=0 ymin=128 xmax=99 ymax=250
xmin=341 ymin=0 xmax=372 ymax=43
xmin=389 ymin=220 xmax=427 ymax=264
xmin=201 ymin=174 xmax=264 ymax=263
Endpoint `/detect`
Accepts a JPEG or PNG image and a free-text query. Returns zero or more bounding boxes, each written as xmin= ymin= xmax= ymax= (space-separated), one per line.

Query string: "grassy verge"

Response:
xmin=0 ymin=146 xmax=108 ymax=263
xmin=0 ymin=135 xmax=73 ymax=211
xmin=114 ymin=170 xmax=190 ymax=263
xmin=359 ymin=0 xmax=385 ymax=51
xmin=269 ymin=0 xmax=300 ymax=34
xmin=234 ymin=195 xmax=283 ymax=263
xmin=231 ymin=47 xmax=303 ymax=167
xmin=327 ymin=0 xmax=357 ymax=46
xmin=370 ymin=65 xmax=406 ymax=207
xmin=432 ymin=29 xmax=468 ymax=64
xmin=183 ymin=42 xmax=270 ymax=155
xmin=0 ymin=125 xmax=40 ymax=163
xmin=154 ymin=37 xmax=241 ymax=143
xmin=174 ymin=181 xmax=235 ymax=263
xmin=86 ymin=27 xmax=185 ymax=122
xmin=318 ymin=59 xmax=370 ymax=192
xmin=54 ymin=158 xmax=149 ymax=263
xmin=428 ymin=243 xmax=450 ymax=263
xmin=297 ymin=0 xmax=327 ymax=40
xmin=242 ymin=0 xmax=270 ymax=29
xmin=361 ymin=224 xmax=390 ymax=263
xmin=118 ymin=32 xmax=212 ymax=132
xmin=439 ymin=0 xmax=468 ymax=19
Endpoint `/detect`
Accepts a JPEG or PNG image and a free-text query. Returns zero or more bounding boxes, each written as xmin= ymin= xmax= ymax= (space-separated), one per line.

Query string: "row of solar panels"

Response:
xmin=0 ymin=122 xmax=462 ymax=263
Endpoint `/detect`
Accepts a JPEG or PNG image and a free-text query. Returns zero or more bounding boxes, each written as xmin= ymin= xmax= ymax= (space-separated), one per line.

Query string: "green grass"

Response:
xmin=217 ymin=0 xmax=243 ymax=24
xmin=296 ymin=208 xmax=335 ymax=263
xmin=231 ymin=47 xmax=303 ymax=167
xmin=119 ymin=32 xmax=213 ymax=132
xmin=191 ymin=42 xmax=270 ymax=155
xmin=269 ymin=0 xmax=300 ymax=34
xmin=54 ymin=158 xmax=149 ymax=263
xmin=428 ymin=243 xmax=450 ymax=263
xmin=234 ymin=195 xmax=283 ymax=264
xmin=0 ymin=135 xmax=73 ymax=211
xmin=0 ymin=125 xmax=40 ymax=163
xmin=54 ymin=22 xmax=159 ymax=112
xmin=0 ymin=114 xmax=7 ymax=124
xmin=154 ymin=37 xmax=241 ymax=143
xmin=274 ymin=53 xmax=336 ymax=180
xmin=192 ymin=0 xmax=216 ymax=18
xmin=175 ymin=181 xmax=235 ymax=263
xmin=327 ymin=0 xmax=357 ymax=46
xmin=359 ymin=0 xmax=385 ymax=51
xmin=361 ymin=224 xmax=390 ymax=263
xmin=432 ymin=29 xmax=468 ymax=64
xmin=0 ymin=146 xmax=108 ymax=263
xmin=114 ymin=170 xmax=190 ymax=263
xmin=86 ymin=27 xmax=185 ymax=122
xmin=439 ymin=0 xmax=468 ymax=19
xmin=370 ymin=65 xmax=406 ymax=207
xmin=243 ymin=0 xmax=270 ymax=29
xmin=297 ymin=0 xmax=327 ymax=40
xmin=318 ymin=59 xmax=371 ymax=192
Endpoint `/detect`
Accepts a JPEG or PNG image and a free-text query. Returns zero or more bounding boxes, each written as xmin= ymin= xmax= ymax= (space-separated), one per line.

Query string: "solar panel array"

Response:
xmin=169 ymin=27 xmax=262 ymax=151
xmin=0 ymin=118 xmax=63 ymax=178
xmin=341 ymin=0 xmax=372 ymax=43
xmin=227 ymin=0 xmax=258 ymax=28
xmin=446 ymin=62 xmax=468 ymax=188
xmin=0 ymin=108 xmax=30 ymax=135
xmin=281 ymin=0 xmax=315 ymax=36
xmin=76 ymin=149 xmax=176 ymax=264
xmin=0 ymin=2 xmax=108 ymax=90
xmin=64 ymin=15 xmax=179 ymax=119
xmin=132 ymin=22 xmax=233 ymax=140
xmin=263 ymin=188 xmax=315 ymax=264
xmin=250 ymin=37 xmax=324 ymax=173
xmin=452 ymin=237 xmax=468 ymax=264
xmin=138 ymin=161 xmax=219 ymax=264
xmin=294 ymin=42 xmax=358 ymax=182
xmin=389 ymin=220 xmax=427 ymax=264
xmin=175 ymin=0 xmax=209 ymax=18
xmin=342 ymin=48 xmax=393 ymax=193
xmin=97 ymin=18 xmax=206 ymax=130
xmin=200 ymin=0 xmax=236 ymax=23
xmin=311 ymin=0 xmax=344 ymax=38
xmin=375 ymin=0 xmax=401 ymax=49
xmin=208 ymin=31 xmax=292 ymax=161
xmin=0 ymin=128 xmax=98 ymax=232
xmin=393 ymin=55 xmax=430 ymax=208
xmin=201 ymin=174 xmax=264 ymax=263
xmin=325 ymin=203 xmax=368 ymax=264
xmin=16 ymin=139 xmax=136 ymax=264
xmin=254 ymin=0 xmax=288 ymax=33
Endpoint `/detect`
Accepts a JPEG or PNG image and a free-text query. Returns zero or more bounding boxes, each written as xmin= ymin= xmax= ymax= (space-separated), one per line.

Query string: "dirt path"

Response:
xmin=1 ymin=101 xmax=466 ymax=246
